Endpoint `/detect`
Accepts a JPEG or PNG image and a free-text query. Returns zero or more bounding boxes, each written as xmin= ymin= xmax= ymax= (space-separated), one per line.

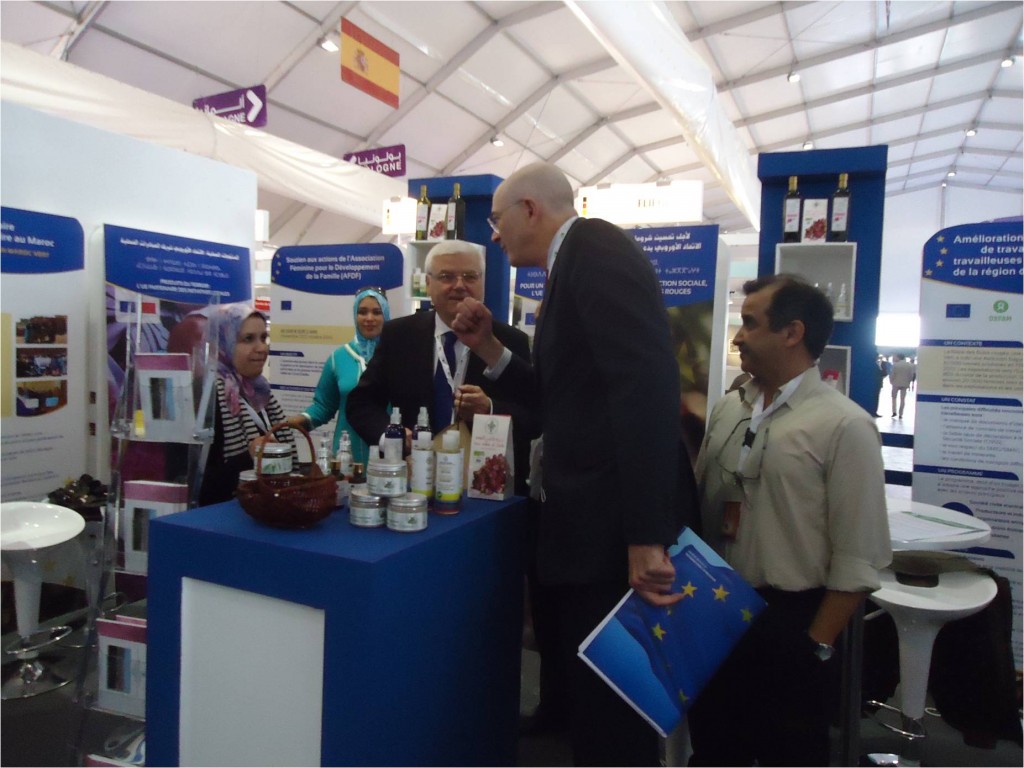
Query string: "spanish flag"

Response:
xmin=341 ymin=19 xmax=400 ymax=109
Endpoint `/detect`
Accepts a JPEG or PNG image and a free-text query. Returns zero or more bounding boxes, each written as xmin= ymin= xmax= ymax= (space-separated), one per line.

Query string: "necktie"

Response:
xmin=432 ymin=331 xmax=458 ymax=432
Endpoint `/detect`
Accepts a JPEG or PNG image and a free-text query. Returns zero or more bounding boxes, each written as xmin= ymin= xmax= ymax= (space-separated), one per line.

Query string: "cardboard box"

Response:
xmin=97 ymin=609 xmax=147 ymax=719
xmin=426 ymin=203 xmax=448 ymax=240
xmin=135 ymin=352 xmax=195 ymax=442
xmin=467 ymin=415 xmax=514 ymax=500
xmin=123 ymin=480 xmax=188 ymax=573
xmin=801 ymin=199 xmax=828 ymax=242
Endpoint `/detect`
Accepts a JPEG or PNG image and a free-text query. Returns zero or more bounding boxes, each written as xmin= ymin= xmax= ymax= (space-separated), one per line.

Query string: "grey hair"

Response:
xmin=424 ymin=240 xmax=486 ymax=275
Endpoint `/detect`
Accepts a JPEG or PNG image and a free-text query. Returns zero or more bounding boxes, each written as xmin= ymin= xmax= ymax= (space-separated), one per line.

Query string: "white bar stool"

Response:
xmin=867 ymin=566 xmax=997 ymax=766
xmin=2 ymin=501 xmax=85 ymax=699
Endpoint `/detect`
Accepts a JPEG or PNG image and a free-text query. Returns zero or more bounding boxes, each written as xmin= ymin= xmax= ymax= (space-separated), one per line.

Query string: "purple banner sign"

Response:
xmin=192 ymin=85 xmax=267 ymax=128
xmin=343 ymin=144 xmax=406 ymax=177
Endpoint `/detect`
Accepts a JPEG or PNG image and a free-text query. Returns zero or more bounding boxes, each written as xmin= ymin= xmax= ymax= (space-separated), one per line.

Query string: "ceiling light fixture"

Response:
xmin=318 ymin=36 xmax=339 ymax=53
xmin=787 ymin=72 xmax=801 ymax=83
xmin=803 ymin=140 xmax=814 ymax=150
xmin=965 ymin=127 xmax=977 ymax=137
xmin=947 ymin=170 xmax=957 ymax=178
xmin=942 ymin=181 xmax=948 ymax=188
xmin=1001 ymin=56 xmax=1014 ymax=68
xmin=490 ymin=136 xmax=504 ymax=147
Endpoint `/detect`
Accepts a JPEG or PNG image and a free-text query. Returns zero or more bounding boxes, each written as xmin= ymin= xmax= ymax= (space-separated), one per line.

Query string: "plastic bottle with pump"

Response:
xmin=381 ymin=407 xmax=404 ymax=462
xmin=434 ymin=430 xmax=463 ymax=514
xmin=410 ymin=407 xmax=434 ymax=503
xmin=334 ymin=430 xmax=354 ymax=507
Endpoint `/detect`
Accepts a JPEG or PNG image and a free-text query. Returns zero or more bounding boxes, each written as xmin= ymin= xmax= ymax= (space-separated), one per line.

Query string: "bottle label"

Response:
xmin=387 ymin=508 xmax=427 ymax=532
xmin=446 ymin=201 xmax=457 ymax=230
xmin=435 ymin=451 xmax=463 ymax=503
xmin=416 ymin=203 xmax=429 ymax=231
xmin=410 ymin=449 xmax=435 ymax=495
xmin=381 ymin=436 xmax=403 ymax=462
xmin=784 ymin=199 xmax=801 ymax=232
xmin=831 ymin=199 xmax=849 ymax=231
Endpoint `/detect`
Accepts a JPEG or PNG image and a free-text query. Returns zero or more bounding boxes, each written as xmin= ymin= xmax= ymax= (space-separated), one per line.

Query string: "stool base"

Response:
xmin=2 ymin=654 xmax=74 ymax=699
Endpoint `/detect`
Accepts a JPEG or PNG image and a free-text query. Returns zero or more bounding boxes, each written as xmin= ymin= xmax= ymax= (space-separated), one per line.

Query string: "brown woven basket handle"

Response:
xmin=253 ymin=421 xmax=317 ymax=477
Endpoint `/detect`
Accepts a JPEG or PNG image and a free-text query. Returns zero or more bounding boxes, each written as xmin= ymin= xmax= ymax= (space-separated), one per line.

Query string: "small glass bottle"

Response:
xmin=316 ymin=434 xmax=332 ymax=475
xmin=835 ymin=282 xmax=850 ymax=318
xmin=434 ymin=430 xmax=463 ymax=514
xmin=782 ymin=176 xmax=801 ymax=243
xmin=334 ymin=430 xmax=354 ymax=507
xmin=350 ymin=461 xmax=367 ymax=497
xmin=382 ymin=407 xmax=404 ymax=462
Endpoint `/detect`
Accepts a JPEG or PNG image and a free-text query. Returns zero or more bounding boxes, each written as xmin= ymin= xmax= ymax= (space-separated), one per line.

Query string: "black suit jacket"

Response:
xmin=346 ymin=309 xmax=538 ymax=492
xmin=500 ymin=218 xmax=699 ymax=584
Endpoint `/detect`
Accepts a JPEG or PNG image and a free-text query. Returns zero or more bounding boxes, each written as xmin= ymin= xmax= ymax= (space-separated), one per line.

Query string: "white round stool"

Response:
xmin=2 ymin=501 xmax=85 ymax=699
xmin=868 ymin=566 xmax=997 ymax=765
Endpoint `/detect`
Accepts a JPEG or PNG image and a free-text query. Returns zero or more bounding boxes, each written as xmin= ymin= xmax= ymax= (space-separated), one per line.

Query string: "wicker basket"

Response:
xmin=237 ymin=423 xmax=338 ymax=529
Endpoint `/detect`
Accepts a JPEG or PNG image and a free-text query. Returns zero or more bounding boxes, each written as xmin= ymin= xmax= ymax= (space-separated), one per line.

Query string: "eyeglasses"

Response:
xmin=713 ymin=417 xmax=770 ymax=490
xmin=430 ymin=270 xmax=482 ymax=286
xmin=487 ymin=199 xmax=526 ymax=233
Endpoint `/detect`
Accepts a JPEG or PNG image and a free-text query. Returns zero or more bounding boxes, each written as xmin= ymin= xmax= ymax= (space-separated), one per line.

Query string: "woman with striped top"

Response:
xmin=199 ymin=304 xmax=294 ymax=505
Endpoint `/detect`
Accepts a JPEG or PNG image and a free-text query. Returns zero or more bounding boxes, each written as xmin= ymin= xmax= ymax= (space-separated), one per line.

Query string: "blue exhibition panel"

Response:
xmin=757 ymin=146 xmax=889 ymax=415
xmin=146 ymin=496 xmax=527 ymax=766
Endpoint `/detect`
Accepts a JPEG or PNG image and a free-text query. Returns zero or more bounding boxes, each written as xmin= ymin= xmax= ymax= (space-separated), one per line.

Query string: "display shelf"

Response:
xmin=819 ymin=345 xmax=852 ymax=396
xmin=775 ymin=242 xmax=857 ymax=321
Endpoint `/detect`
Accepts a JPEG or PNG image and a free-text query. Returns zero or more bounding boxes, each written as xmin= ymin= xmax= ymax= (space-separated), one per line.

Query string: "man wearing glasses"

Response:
xmin=346 ymin=240 xmax=534 ymax=474
xmin=452 ymin=162 xmax=698 ymax=766
xmin=689 ymin=274 xmax=891 ymax=766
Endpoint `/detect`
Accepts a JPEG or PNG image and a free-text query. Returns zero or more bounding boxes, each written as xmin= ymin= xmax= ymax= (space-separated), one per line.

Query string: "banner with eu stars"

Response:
xmin=578 ymin=528 xmax=765 ymax=737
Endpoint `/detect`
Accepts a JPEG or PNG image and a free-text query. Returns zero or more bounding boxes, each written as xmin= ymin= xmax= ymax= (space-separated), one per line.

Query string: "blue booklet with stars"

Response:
xmin=578 ymin=528 xmax=767 ymax=737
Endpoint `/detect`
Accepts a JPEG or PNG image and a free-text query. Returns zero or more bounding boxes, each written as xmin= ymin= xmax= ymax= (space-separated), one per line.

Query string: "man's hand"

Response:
xmin=455 ymin=384 xmax=491 ymax=422
xmin=452 ymin=297 xmax=505 ymax=367
xmin=628 ymin=544 xmax=684 ymax=607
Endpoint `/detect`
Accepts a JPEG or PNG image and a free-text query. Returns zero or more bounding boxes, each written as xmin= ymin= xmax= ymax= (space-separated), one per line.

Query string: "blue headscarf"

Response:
xmin=213 ymin=303 xmax=271 ymax=415
xmin=348 ymin=288 xmax=390 ymax=360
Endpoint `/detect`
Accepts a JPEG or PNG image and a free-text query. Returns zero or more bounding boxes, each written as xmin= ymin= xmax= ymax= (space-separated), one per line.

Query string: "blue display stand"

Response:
xmin=146 ymin=496 xmax=527 ymax=766
xmin=757 ymin=146 xmax=888 ymax=414
xmin=408 ymin=175 xmax=507 ymax=320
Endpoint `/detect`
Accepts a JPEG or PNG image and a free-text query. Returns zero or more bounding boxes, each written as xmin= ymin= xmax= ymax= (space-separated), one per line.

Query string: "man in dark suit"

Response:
xmin=346 ymin=240 xmax=534 ymax=484
xmin=453 ymin=163 xmax=699 ymax=766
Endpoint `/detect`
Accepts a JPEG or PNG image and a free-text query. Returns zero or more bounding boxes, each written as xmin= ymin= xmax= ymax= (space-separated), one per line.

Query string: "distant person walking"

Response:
xmin=890 ymin=353 xmax=914 ymax=418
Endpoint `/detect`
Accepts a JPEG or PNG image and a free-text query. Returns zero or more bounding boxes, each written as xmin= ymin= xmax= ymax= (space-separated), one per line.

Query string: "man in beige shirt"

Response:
xmin=690 ymin=274 xmax=891 ymax=766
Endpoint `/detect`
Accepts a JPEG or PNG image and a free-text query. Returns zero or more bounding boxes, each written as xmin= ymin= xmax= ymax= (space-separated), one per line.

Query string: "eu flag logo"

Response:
xmin=579 ymin=529 xmax=766 ymax=736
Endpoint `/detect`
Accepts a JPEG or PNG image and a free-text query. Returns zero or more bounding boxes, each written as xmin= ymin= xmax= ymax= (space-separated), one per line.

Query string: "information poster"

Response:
xmin=1 ymin=206 xmax=86 ymax=501
xmin=268 ymin=243 xmax=403 ymax=459
xmin=914 ymin=220 xmax=1023 ymax=663
xmin=104 ymin=225 xmax=252 ymax=482
xmin=632 ymin=225 xmax=719 ymax=462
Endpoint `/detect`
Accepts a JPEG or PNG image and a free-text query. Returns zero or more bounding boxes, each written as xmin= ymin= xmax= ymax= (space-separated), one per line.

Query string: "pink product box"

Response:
xmin=122 ymin=481 xmax=188 ymax=574
xmin=97 ymin=615 xmax=148 ymax=719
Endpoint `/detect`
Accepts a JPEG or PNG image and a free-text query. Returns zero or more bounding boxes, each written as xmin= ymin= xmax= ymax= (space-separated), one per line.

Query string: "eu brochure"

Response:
xmin=578 ymin=528 xmax=766 ymax=737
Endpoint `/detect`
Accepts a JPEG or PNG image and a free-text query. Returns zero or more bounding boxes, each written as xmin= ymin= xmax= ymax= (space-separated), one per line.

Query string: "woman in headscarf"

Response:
xmin=284 ymin=287 xmax=390 ymax=465
xmin=199 ymin=304 xmax=294 ymax=505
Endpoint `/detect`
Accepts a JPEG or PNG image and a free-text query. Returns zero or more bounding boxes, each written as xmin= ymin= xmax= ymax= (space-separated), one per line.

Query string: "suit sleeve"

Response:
xmin=487 ymin=323 xmax=541 ymax=442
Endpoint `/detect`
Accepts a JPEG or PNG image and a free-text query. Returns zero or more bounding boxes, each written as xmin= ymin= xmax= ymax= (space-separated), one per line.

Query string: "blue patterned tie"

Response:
xmin=432 ymin=331 xmax=458 ymax=432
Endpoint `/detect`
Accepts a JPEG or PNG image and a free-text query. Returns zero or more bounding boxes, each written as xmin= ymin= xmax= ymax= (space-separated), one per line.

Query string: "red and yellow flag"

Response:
xmin=340 ymin=19 xmax=400 ymax=109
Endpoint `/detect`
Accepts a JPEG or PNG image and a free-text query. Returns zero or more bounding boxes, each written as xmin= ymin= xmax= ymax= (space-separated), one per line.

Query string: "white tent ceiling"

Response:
xmin=1 ymin=0 xmax=1021 ymax=249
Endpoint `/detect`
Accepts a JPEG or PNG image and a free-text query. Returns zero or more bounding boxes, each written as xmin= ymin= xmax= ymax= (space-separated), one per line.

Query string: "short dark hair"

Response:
xmin=742 ymin=274 xmax=834 ymax=359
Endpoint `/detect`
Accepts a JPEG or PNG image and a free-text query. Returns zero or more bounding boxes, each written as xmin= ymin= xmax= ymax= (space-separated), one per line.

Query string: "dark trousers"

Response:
xmin=688 ymin=588 xmax=838 ymax=767
xmin=547 ymin=581 xmax=661 ymax=767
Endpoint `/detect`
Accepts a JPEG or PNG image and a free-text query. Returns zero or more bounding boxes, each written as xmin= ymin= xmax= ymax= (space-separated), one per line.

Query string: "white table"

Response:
xmin=886 ymin=497 xmax=991 ymax=551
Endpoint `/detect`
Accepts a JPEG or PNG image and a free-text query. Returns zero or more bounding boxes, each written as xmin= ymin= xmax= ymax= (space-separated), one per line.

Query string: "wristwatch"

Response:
xmin=813 ymin=641 xmax=835 ymax=662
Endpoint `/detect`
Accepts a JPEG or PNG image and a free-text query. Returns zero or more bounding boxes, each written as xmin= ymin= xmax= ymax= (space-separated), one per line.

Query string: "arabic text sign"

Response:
xmin=344 ymin=144 xmax=406 ymax=177
xmin=193 ymin=85 xmax=267 ymax=128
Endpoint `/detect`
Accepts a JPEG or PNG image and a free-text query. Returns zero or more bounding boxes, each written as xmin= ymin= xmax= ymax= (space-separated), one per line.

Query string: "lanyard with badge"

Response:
xmin=436 ymin=333 xmax=470 ymax=408
xmin=721 ymin=374 xmax=804 ymax=540
xmin=241 ymin=399 xmax=273 ymax=436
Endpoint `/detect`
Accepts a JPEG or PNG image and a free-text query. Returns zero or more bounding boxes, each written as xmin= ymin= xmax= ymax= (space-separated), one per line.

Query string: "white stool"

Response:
xmin=867 ymin=567 xmax=997 ymax=766
xmin=2 ymin=501 xmax=85 ymax=699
